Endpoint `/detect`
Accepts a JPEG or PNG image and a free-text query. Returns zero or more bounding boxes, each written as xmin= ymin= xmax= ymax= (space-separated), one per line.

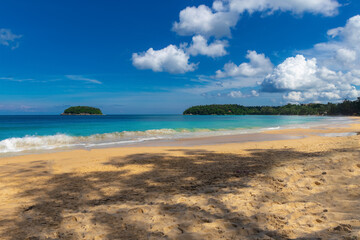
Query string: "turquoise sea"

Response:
xmin=0 ymin=115 xmax=353 ymax=155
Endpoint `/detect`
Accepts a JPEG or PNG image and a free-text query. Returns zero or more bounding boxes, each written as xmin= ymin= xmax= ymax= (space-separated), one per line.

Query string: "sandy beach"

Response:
xmin=1 ymin=121 xmax=360 ymax=240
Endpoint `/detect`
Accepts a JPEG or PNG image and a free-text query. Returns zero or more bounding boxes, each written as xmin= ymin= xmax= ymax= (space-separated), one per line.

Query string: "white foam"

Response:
xmin=0 ymin=134 xmax=77 ymax=153
xmin=0 ymin=129 xmax=184 ymax=154
xmin=0 ymin=116 xmax=356 ymax=155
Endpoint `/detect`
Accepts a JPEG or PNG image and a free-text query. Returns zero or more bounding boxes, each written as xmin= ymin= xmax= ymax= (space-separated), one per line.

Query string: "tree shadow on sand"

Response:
xmin=1 ymin=146 xmax=359 ymax=240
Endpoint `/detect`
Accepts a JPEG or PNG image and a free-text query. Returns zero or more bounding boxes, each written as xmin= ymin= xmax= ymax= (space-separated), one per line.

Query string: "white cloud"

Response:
xmin=0 ymin=29 xmax=22 ymax=49
xmin=251 ymin=90 xmax=259 ymax=97
xmin=134 ymin=0 xmax=341 ymax=75
xmin=0 ymin=77 xmax=35 ymax=82
xmin=212 ymin=1 xmax=227 ymax=12
xmin=333 ymin=15 xmax=360 ymax=46
xmin=132 ymin=45 xmax=197 ymax=74
xmin=327 ymin=27 xmax=342 ymax=38
xmin=228 ymin=90 xmax=243 ymax=98
xmin=197 ymin=89 xmax=264 ymax=99
xmin=267 ymin=15 xmax=360 ymax=103
xmin=178 ymin=14 xmax=360 ymax=102
xmin=172 ymin=0 xmax=340 ymax=38
xmin=215 ymin=50 xmax=273 ymax=78
xmin=311 ymin=15 xmax=360 ymax=70
xmin=180 ymin=51 xmax=272 ymax=96
xmin=199 ymin=89 xmax=260 ymax=98
xmin=132 ymin=36 xmax=226 ymax=74
xmin=283 ymin=91 xmax=304 ymax=102
xmin=172 ymin=5 xmax=239 ymax=38
xmin=336 ymin=48 xmax=356 ymax=65
xmin=228 ymin=0 xmax=340 ymax=16
xmin=349 ymin=70 xmax=360 ymax=85
xmin=262 ymin=55 xmax=319 ymax=91
xmin=283 ymin=88 xmax=359 ymax=103
xmin=261 ymin=55 xmax=359 ymax=102
xmin=0 ymin=77 xmax=14 ymax=81
xmin=186 ymin=35 xmax=228 ymax=58
xmin=66 ymin=75 xmax=102 ymax=84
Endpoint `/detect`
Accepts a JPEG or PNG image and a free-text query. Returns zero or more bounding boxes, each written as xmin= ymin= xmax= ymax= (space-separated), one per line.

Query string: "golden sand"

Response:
xmin=0 ymin=123 xmax=360 ymax=239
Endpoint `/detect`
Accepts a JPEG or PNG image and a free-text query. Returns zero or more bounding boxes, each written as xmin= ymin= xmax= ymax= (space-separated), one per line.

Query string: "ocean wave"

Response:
xmin=0 ymin=134 xmax=77 ymax=153
xmin=0 ymin=116 xmax=356 ymax=155
xmin=0 ymin=126 xmax=286 ymax=154
xmin=1 ymin=121 xmax=336 ymax=154
xmin=0 ymin=128 xmax=183 ymax=154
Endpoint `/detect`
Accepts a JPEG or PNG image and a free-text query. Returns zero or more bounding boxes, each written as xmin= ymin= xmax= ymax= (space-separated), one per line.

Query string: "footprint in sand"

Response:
xmin=314 ymin=181 xmax=321 ymax=186
xmin=333 ymin=224 xmax=352 ymax=233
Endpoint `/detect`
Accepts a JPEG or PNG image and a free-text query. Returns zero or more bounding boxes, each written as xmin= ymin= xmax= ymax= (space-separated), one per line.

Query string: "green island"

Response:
xmin=183 ymin=98 xmax=360 ymax=116
xmin=62 ymin=106 xmax=103 ymax=115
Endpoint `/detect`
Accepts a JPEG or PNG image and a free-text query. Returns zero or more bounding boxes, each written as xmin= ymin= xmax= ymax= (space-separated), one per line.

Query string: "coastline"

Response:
xmin=0 ymin=115 xmax=357 ymax=157
xmin=2 ymin=119 xmax=359 ymax=161
xmin=0 ymin=119 xmax=360 ymax=239
xmin=103 ymin=118 xmax=360 ymax=148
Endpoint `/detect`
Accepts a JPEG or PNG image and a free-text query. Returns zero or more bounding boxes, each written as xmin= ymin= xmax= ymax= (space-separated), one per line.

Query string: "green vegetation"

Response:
xmin=62 ymin=106 xmax=103 ymax=115
xmin=183 ymin=98 xmax=360 ymax=116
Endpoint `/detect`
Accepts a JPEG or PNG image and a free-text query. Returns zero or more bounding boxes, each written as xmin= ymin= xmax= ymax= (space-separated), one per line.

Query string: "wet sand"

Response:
xmin=0 ymin=121 xmax=360 ymax=239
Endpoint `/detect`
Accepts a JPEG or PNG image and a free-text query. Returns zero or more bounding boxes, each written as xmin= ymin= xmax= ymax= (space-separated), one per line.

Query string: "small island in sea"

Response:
xmin=61 ymin=106 xmax=103 ymax=115
xmin=183 ymin=98 xmax=360 ymax=116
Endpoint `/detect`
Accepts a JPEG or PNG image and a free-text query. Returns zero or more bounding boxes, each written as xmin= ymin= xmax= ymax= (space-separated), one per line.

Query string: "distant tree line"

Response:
xmin=183 ymin=98 xmax=360 ymax=116
xmin=63 ymin=106 xmax=103 ymax=115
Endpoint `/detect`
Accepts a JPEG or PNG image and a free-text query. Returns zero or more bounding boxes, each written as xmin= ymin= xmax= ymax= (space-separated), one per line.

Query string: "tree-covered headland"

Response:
xmin=62 ymin=106 xmax=103 ymax=115
xmin=183 ymin=98 xmax=360 ymax=116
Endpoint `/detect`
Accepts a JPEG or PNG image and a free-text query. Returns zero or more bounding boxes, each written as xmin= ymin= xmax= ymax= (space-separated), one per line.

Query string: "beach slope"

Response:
xmin=0 ymin=125 xmax=360 ymax=239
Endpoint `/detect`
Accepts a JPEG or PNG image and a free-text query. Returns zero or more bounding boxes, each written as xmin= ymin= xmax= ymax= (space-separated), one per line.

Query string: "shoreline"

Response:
xmin=0 ymin=117 xmax=360 ymax=159
xmin=0 ymin=116 xmax=358 ymax=157
xmin=0 ymin=119 xmax=360 ymax=239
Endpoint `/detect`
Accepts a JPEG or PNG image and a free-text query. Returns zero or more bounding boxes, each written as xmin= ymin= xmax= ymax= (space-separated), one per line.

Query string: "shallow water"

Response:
xmin=0 ymin=115 xmax=354 ymax=155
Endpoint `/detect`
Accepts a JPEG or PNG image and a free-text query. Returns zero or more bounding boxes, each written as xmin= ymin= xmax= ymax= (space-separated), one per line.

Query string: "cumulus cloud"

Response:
xmin=0 ymin=29 xmax=22 ymax=49
xmin=66 ymin=75 xmax=102 ymax=84
xmin=251 ymin=90 xmax=259 ymax=97
xmin=132 ymin=36 xmax=226 ymax=73
xmin=283 ymin=88 xmax=359 ymax=103
xmin=283 ymin=91 xmax=304 ymax=102
xmin=181 ymin=51 xmax=272 ymax=96
xmin=228 ymin=0 xmax=340 ymax=16
xmin=349 ymin=70 xmax=360 ymax=85
xmin=228 ymin=90 xmax=243 ymax=98
xmin=134 ymin=0 xmax=341 ymax=75
xmin=172 ymin=5 xmax=239 ymax=38
xmin=311 ymin=15 xmax=360 ymax=70
xmin=261 ymin=55 xmax=319 ymax=91
xmin=261 ymin=55 xmax=359 ymax=102
xmin=212 ymin=1 xmax=227 ymax=12
xmin=226 ymin=90 xmax=261 ymax=98
xmin=186 ymin=35 xmax=228 ymax=58
xmin=258 ymin=15 xmax=360 ymax=103
xmin=172 ymin=0 xmax=340 ymax=38
xmin=184 ymin=14 xmax=360 ymax=102
xmin=336 ymin=48 xmax=357 ymax=64
xmin=332 ymin=15 xmax=360 ymax=45
xmin=215 ymin=50 xmax=273 ymax=78
xmin=132 ymin=45 xmax=197 ymax=74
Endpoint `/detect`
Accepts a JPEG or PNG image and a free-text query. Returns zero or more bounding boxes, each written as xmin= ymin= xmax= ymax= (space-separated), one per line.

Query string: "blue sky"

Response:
xmin=0 ymin=0 xmax=360 ymax=114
